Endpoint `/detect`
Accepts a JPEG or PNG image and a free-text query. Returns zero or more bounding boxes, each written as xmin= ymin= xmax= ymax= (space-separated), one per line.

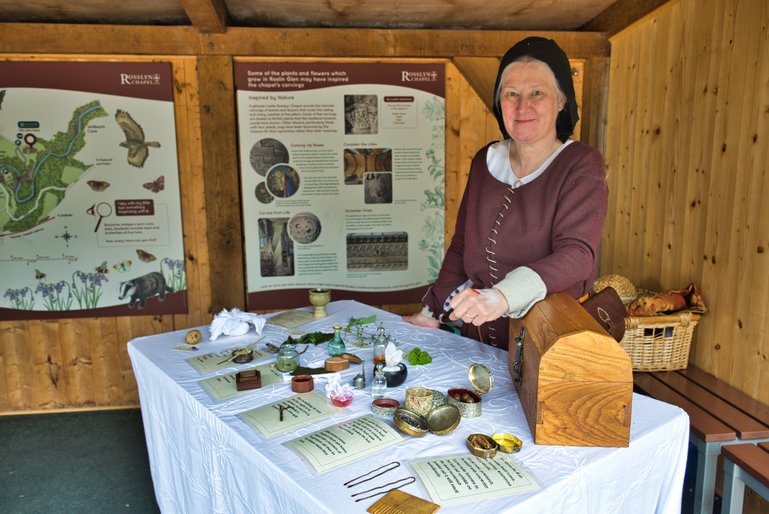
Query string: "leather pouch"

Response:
xmin=580 ymin=286 xmax=626 ymax=342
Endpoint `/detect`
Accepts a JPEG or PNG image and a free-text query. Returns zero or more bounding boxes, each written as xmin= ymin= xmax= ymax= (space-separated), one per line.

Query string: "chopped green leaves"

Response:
xmin=406 ymin=347 xmax=433 ymax=365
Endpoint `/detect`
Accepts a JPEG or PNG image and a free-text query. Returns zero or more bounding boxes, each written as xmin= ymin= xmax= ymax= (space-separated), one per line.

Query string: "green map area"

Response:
xmin=0 ymin=100 xmax=108 ymax=234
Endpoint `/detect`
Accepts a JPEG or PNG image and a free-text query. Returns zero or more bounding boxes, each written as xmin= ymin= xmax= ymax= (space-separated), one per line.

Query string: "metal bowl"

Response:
xmin=492 ymin=432 xmax=522 ymax=453
xmin=426 ymin=404 xmax=461 ymax=435
xmin=392 ymin=407 xmax=428 ymax=437
xmin=371 ymin=398 xmax=400 ymax=417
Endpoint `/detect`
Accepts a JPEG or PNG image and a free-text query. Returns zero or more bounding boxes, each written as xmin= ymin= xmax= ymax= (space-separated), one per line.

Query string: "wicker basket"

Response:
xmin=619 ymin=311 xmax=701 ymax=371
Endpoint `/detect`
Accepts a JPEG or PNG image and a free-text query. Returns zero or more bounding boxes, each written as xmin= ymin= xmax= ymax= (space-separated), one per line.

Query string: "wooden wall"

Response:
xmin=602 ymin=0 xmax=769 ymax=401
xmin=0 ymin=25 xmax=608 ymax=413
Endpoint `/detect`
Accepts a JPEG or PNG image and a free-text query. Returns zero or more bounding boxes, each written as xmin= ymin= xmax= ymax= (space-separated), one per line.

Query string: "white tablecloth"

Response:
xmin=128 ymin=300 xmax=689 ymax=514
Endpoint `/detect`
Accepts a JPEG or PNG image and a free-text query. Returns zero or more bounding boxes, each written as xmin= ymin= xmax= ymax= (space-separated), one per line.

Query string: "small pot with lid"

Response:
xmin=446 ymin=362 xmax=493 ymax=418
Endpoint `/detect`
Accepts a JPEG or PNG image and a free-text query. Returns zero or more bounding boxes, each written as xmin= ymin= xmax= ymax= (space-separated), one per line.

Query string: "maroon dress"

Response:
xmin=423 ymin=141 xmax=608 ymax=349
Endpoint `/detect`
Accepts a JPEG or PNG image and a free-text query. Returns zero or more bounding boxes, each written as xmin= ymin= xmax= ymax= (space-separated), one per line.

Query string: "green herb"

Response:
xmin=407 ymin=347 xmax=433 ymax=365
xmin=347 ymin=314 xmax=377 ymax=327
xmin=342 ymin=314 xmax=378 ymax=347
xmin=285 ymin=332 xmax=333 ymax=345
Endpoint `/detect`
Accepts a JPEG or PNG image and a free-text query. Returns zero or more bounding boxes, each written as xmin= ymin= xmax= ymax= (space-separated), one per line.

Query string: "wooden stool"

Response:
xmin=634 ymin=367 xmax=769 ymax=514
xmin=721 ymin=442 xmax=769 ymax=514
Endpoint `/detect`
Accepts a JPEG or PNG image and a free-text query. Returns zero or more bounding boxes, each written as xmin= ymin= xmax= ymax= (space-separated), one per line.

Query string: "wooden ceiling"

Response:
xmin=0 ymin=0 xmax=649 ymax=34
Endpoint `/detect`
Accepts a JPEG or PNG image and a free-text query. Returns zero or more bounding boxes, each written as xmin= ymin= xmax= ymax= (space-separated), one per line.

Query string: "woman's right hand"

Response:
xmin=402 ymin=312 xmax=440 ymax=328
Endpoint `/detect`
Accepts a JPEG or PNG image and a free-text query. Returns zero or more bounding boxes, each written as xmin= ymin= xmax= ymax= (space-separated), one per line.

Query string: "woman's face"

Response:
xmin=498 ymin=60 xmax=565 ymax=145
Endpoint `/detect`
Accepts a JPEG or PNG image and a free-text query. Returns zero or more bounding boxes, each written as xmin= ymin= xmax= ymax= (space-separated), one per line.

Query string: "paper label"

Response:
xmin=286 ymin=415 xmax=403 ymax=473
xmin=411 ymin=454 xmax=539 ymax=505
xmin=240 ymin=391 xmax=337 ymax=439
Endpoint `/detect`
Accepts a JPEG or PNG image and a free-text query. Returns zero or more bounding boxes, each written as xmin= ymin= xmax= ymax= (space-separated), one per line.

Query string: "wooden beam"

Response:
xmin=195 ymin=56 xmax=246 ymax=312
xmin=180 ymin=0 xmax=230 ymax=34
xmin=581 ymin=0 xmax=672 ymax=36
xmin=0 ymin=23 xmax=609 ymax=58
xmin=451 ymin=57 xmax=499 ymax=113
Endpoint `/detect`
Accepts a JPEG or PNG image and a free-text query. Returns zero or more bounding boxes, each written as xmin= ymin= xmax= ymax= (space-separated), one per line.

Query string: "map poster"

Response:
xmin=0 ymin=62 xmax=187 ymax=320
xmin=235 ymin=62 xmax=445 ymax=310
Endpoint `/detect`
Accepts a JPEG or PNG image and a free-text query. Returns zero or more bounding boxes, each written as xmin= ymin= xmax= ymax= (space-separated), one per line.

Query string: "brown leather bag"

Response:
xmin=580 ymin=286 xmax=626 ymax=342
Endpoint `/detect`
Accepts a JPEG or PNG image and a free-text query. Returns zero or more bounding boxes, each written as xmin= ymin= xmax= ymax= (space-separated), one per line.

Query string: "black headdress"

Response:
xmin=491 ymin=37 xmax=578 ymax=142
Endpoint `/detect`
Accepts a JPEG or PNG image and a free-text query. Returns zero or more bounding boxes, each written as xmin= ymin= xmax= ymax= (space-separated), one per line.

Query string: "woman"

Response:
xmin=404 ymin=37 xmax=608 ymax=349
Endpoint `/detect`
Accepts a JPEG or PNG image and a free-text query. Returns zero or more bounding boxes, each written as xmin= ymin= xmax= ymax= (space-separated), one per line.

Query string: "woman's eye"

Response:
xmin=505 ymin=91 xmax=518 ymax=98
xmin=531 ymin=90 xmax=544 ymax=97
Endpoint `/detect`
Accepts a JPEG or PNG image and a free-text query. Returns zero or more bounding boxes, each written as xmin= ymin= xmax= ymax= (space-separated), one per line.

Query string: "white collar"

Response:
xmin=487 ymin=139 xmax=572 ymax=188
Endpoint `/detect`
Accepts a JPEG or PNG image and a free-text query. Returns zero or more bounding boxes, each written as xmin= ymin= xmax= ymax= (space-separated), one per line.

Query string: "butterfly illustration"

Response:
xmin=87 ymin=180 xmax=110 ymax=192
xmin=136 ymin=249 xmax=156 ymax=263
xmin=142 ymin=175 xmax=164 ymax=194
xmin=95 ymin=261 xmax=109 ymax=274
xmin=113 ymin=259 xmax=132 ymax=272
xmin=35 ymin=269 xmax=46 ymax=281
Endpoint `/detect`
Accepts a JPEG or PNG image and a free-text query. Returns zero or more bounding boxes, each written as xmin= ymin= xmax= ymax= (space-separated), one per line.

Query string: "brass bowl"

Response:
xmin=492 ymin=433 xmax=522 ymax=453
xmin=393 ymin=407 xmax=428 ymax=437
xmin=426 ymin=404 xmax=461 ymax=435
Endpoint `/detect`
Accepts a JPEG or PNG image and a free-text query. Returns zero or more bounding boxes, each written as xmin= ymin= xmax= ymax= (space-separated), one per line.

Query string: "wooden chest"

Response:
xmin=508 ymin=292 xmax=633 ymax=447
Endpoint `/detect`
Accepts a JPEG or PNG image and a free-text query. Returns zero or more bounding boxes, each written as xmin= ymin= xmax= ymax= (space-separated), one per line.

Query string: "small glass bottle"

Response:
xmin=276 ymin=342 xmax=299 ymax=372
xmin=371 ymin=368 xmax=387 ymax=398
xmin=372 ymin=324 xmax=387 ymax=365
xmin=328 ymin=324 xmax=346 ymax=356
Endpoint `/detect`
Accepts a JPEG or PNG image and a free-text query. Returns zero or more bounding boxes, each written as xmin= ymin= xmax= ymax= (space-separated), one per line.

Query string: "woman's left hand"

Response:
xmin=448 ymin=288 xmax=509 ymax=326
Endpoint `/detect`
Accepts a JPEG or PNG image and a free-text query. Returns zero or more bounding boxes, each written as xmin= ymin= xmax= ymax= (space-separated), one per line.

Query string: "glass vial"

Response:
xmin=373 ymin=324 xmax=387 ymax=365
xmin=328 ymin=324 xmax=346 ymax=356
xmin=276 ymin=342 xmax=299 ymax=372
xmin=372 ymin=368 xmax=387 ymax=399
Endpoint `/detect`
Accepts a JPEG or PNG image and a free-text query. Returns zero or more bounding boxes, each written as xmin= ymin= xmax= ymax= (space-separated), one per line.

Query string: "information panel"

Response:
xmin=0 ymin=62 xmax=186 ymax=319
xmin=235 ymin=61 xmax=445 ymax=309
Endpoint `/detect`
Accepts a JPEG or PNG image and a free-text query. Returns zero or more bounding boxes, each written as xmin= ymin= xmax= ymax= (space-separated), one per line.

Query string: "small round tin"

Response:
xmin=393 ymin=407 xmax=428 ymax=437
xmin=446 ymin=362 xmax=493 ymax=418
xmin=371 ymin=398 xmax=400 ymax=417
xmin=467 ymin=433 xmax=498 ymax=459
xmin=425 ymin=404 xmax=461 ymax=435
xmin=446 ymin=388 xmax=482 ymax=417
xmin=430 ymin=389 xmax=445 ymax=409
xmin=492 ymin=433 xmax=522 ymax=453
xmin=405 ymin=387 xmax=434 ymax=417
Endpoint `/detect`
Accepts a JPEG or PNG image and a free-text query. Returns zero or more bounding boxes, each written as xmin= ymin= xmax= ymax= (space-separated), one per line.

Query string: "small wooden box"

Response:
xmin=508 ymin=292 xmax=633 ymax=447
xmin=235 ymin=369 xmax=262 ymax=391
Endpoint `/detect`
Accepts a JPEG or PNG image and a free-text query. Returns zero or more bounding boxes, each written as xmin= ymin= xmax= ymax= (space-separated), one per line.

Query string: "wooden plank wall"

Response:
xmin=0 ymin=25 xmax=608 ymax=413
xmin=603 ymin=0 xmax=769 ymax=401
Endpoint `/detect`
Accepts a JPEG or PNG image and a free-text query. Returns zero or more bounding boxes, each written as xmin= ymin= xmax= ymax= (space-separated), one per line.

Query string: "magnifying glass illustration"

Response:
xmin=87 ymin=202 xmax=113 ymax=232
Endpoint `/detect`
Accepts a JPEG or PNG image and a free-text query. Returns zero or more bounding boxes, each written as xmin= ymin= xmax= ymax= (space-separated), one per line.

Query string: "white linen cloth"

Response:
xmin=128 ymin=300 xmax=689 ymax=514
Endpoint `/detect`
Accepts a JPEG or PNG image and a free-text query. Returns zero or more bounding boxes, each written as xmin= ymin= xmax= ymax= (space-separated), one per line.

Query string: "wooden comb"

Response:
xmin=366 ymin=489 xmax=440 ymax=514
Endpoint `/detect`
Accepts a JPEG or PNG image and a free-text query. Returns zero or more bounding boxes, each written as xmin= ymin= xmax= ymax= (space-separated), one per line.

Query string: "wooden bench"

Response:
xmin=633 ymin=367 xmax=769 ymax=514
xmin=721 ymin=442 xmax=769 ymax=514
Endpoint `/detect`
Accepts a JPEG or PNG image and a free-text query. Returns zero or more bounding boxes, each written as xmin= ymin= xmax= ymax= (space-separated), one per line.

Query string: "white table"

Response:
xmin=128 ymin=300 xmax=689 ymax=514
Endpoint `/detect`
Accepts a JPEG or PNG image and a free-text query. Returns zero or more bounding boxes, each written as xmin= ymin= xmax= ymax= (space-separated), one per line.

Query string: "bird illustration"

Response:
xmin=115 ymin=110 xmax=160 ymax=168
